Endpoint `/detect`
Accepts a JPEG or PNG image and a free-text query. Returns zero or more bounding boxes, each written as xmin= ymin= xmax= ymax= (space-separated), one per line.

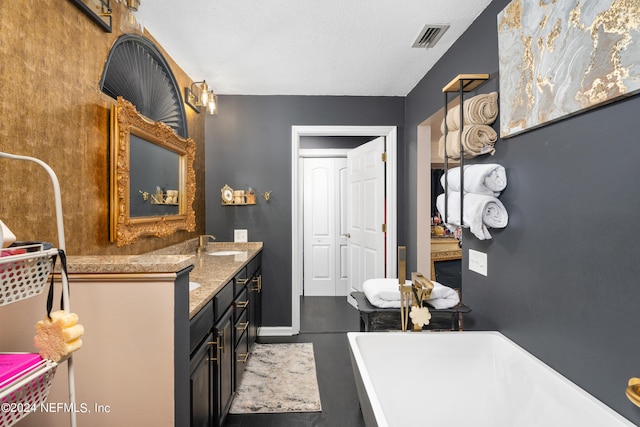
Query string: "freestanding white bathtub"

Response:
xmin=347 ymin=332 xmax=635 ymax=427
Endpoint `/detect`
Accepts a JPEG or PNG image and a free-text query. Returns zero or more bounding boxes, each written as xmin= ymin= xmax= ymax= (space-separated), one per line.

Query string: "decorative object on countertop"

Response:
xmin=229 ymin=343 xmax=321 ymax=414
xmin=110 ymin=97 xmax=196 ymax=246
xmin=497 ymin=1 xmax=640 ymax=138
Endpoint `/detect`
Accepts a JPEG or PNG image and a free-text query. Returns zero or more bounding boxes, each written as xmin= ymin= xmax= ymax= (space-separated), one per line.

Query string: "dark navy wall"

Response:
xmin=405 ymin=0 xmax=640 ymax=423
xmin=205 ymin=95 xmax=405 ymax=327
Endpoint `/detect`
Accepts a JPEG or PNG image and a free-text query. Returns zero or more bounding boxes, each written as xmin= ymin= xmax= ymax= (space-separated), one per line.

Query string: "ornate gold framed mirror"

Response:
xmin=110 ymin=97 xmax=196 ymax=246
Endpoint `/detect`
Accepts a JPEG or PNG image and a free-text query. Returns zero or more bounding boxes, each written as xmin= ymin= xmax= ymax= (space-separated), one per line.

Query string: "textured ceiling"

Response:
xmin=137 ymin=1 xmax=492 ymax=96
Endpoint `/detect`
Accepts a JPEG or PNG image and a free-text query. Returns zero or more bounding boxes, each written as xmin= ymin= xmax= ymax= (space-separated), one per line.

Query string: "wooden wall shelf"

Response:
xmin=442 ymin=74 xmax=489 ymax=93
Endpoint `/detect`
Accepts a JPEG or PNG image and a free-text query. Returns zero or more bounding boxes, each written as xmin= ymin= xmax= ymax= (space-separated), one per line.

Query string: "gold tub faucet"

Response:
xmin=197 ymin=235 xmax=216 ymax=253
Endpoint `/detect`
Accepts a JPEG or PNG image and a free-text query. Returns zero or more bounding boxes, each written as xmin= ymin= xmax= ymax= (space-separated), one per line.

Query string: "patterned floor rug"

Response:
xmin=229 ymin=342 xmax=322 ymax=414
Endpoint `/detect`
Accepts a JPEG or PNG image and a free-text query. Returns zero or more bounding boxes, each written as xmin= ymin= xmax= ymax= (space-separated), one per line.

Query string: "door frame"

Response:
xmin=291 ymin=125 xmax=398 ymax=335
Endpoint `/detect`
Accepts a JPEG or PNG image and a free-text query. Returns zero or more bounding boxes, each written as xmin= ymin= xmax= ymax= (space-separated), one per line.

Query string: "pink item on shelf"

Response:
xmin=0 ymin=248 xmax=27 ymax=257
xmin=0 ymin=353 xmax=42 ymax=388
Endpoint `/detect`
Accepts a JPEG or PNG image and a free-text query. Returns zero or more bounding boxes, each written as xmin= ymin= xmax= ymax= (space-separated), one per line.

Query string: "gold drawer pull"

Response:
xmin=207 ymin=340 xmax=219 ymax=363
xmin=236 ymin=321 xmax=249 ymax=332
xmin=236 ymin=300 xmax=249 ymax=308
xmin=236 ymin=278 xmax=249 ymax=285
xmin=252 ymin=275 xmax=262 ymax=292
xmin=218 ymin=329 xmax=226 ymax=353
xmin=237 ymin=352 xmax=250 ymax=363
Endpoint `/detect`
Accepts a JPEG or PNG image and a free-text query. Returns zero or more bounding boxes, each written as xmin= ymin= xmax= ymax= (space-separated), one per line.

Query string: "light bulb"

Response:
xmin=199 ymin=81 xmax=209 ymax=106
xmin=207 ymin=93 xmax=217 ymax=115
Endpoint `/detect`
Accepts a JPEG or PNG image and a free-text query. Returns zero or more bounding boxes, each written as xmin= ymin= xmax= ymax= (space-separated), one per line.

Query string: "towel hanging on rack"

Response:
xmin=436 ymin=191 xmax=508 ymax=240
xmin=441 ymin=164 xmax=507 ymax=197
xmin=443 ymin=92 xmax=499 ymax=131
xmin=438 ymin=125 xmax=497 ymax=160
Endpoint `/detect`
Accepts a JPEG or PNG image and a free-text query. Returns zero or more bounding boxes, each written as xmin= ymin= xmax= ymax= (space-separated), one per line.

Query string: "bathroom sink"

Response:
xmin=208 ymin=250 xmax=245 ymax=256
xmin=189 ymin=282 xmax=201 ymax=292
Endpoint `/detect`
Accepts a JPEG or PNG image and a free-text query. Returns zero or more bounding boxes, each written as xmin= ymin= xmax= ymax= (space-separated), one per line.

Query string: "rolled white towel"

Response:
xmin=363 ymin=278 xmax=412 ymax=309
xmin=426 ymin=282 xmax=460 ymax=309
xmin=441 ymin=164 xmax=507 ymax=197
xmin=436 ymin=191 xmax=508 ymax=240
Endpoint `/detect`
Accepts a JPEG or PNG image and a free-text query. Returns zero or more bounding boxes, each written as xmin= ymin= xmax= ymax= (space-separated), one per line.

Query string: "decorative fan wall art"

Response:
xmin=100 ymin=35 xmax=187 ymax=138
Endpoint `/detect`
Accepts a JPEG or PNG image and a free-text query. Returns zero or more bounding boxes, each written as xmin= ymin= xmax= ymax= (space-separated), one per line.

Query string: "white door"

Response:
xmin=303 ymin=158 xmax=349 ymax=296
xmin=347 ymin=137 xmax=386 ymax=294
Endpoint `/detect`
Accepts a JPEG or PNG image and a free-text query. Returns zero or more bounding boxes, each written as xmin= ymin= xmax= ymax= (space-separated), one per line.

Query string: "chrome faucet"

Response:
xmin=197 ymin=234 xmax=216 ymax=253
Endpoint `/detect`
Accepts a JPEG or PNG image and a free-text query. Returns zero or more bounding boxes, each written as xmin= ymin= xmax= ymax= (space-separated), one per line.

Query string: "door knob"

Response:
xmin=342 ymin=233 xmax=351 ymax=239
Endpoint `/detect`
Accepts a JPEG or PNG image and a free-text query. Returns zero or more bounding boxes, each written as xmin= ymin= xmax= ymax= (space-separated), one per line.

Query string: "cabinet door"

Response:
xmin=190 ymin=332 xmax=214 ymax=427
xmin=249 ymin=270 xmax=262 ymax=345
xmin=213 ymin=309 xmax=233 ymax=427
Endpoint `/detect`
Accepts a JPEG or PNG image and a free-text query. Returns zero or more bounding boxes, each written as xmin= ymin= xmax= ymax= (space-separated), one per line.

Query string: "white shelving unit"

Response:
xmin=0 ymin=152 xmax=78 ymax=427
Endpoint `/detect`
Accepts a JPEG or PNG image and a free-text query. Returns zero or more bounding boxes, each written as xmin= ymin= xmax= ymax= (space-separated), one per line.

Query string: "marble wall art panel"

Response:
xmin=497 ymin=0 xmax=640 ymax=137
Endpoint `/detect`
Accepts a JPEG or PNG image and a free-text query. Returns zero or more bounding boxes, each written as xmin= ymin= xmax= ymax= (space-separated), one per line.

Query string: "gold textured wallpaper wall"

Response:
xmin=0 ymin=0 xmax=206 ymax=255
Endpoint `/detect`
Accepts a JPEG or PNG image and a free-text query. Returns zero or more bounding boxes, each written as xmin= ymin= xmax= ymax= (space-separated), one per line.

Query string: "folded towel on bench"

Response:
xmin=362 ymin=278 xmax=460 ymax=310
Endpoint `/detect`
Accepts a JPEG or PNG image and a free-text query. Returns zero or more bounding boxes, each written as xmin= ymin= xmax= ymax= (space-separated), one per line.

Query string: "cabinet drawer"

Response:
xmin=190 ymin=300 xmax=214 ymax=354
xmin=233 ymin=287 xmax=249 ymax=322
xmin=214 ymin=281 xmax=234 ymax=321
xmin=234 ymin=308 xmax=248 ymax=347
xmin=233 ymin=267 xmax=248 ymax=295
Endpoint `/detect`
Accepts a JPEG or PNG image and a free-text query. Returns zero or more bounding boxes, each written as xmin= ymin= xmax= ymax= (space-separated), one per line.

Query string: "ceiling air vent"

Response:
xmin=412 ymin=24 xmax=449 ymax=48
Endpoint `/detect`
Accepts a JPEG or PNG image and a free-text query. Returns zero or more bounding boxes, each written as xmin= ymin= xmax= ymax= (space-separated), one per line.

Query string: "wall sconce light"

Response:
xmin=184 ymin=80 xmax=218 ymax=115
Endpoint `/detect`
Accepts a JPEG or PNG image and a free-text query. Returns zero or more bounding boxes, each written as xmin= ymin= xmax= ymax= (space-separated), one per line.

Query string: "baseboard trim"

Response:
xmin=258 ymin=326 xmax=295 ymax=337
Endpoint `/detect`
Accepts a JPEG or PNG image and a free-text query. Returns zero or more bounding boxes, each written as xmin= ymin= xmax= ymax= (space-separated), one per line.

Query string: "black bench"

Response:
xmin=351 ymin=291 xmax=471 ymax=332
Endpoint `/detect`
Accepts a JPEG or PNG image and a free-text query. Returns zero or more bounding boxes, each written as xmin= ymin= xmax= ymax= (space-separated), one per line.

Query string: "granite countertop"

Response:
xmin=181 ymin=242 xmax=263 ymax=318
xmin=64 ymin=239 xmax=263 ymax=319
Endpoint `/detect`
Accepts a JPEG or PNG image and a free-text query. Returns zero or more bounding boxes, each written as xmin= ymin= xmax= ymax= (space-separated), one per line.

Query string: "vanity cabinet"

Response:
xmin=189 ymin=249 xmax=263 ymax=427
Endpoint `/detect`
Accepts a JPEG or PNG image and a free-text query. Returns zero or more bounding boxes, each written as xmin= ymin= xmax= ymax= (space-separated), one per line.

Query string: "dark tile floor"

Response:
xmin=224 ymin=296 xmax=366 ymax=427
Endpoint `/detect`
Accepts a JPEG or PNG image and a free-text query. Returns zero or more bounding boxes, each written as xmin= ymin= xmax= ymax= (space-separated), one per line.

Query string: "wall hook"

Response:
xmin=262 ymin=191 xmax=272 ymax=202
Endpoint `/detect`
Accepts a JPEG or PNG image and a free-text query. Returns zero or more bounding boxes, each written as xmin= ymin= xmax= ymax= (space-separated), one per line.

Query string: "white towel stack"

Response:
xmin=362 ymin=278 xmax=460 ymax=310
xmin=436 ymin=164 xmax=508 ymax=240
